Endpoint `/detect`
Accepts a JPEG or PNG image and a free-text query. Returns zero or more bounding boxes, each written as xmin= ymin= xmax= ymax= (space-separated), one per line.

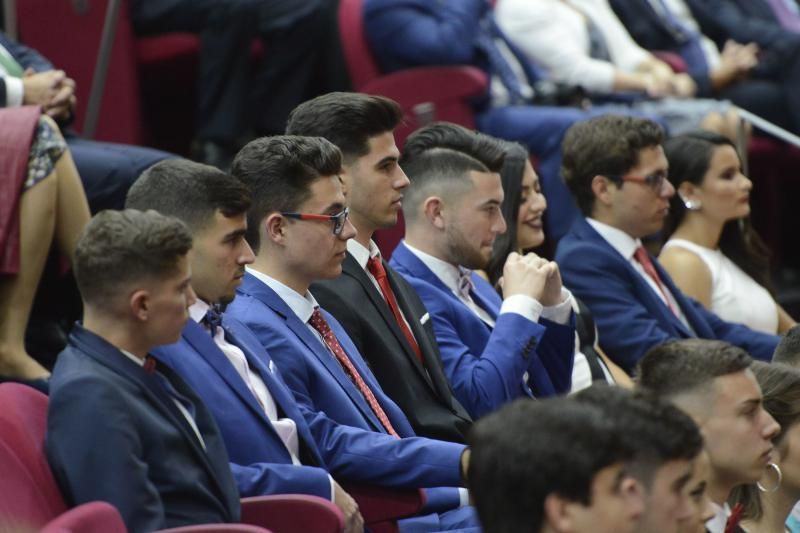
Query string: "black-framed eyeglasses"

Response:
xmin=607 ymin=172 xmax=669 ymax=194
xmin=280 ymin=207 xmax=350 ymax=235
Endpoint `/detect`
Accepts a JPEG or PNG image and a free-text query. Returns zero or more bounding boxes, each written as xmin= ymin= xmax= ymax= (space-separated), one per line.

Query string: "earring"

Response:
xmin=757 ymin=462 xmax=782 ymax=493
xmin=681 ymin=196 xmax=702 ymax=210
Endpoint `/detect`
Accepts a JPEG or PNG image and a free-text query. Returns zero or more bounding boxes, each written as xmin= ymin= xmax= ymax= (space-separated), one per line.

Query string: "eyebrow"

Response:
xmin=672 ymin=467 xmax=694 ymax=492
xmin=737 ymin=398 xmax=762 ymax=410
xmin=223 ymin=228 xmax=247 ymax=241
xmin=321 ymin=202 xmax=346 ymax=214
xmin=374 ymin=155 xmax=399 ymax=168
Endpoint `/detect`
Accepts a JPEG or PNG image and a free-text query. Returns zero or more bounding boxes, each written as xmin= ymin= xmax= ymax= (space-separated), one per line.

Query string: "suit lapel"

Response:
xmin=577 ymin=219 xmax=694 ymax=337
xmin=245 ymin=275 xmax=387 ymax=433
xmin=70 ymin=326 xmax=230 ymax=504
xmin=341 ymin=254 xmax=432 ymax=384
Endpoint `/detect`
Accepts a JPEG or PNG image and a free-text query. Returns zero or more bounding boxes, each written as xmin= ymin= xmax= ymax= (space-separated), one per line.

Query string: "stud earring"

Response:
xmin=680 ymin=195 xmax=702 ymax=210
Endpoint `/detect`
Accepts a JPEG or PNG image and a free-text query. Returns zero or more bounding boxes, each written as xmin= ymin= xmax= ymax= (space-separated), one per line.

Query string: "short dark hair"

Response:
xmin=401 ymin=147 xmax=490 ymax=222
xmin=636 ymin=339 xmax=753 ymax=401
xmin=732 ymin=361 xmax=800 ymax=520
xmin=400 ymin=122 xmax=506 ymax=173
xmin=575 ymin=384 xmax=703 ymax=488
xmin=561 ymin=115 xmax=664 ymax=216
xmin=74 ymin=209 xmax=192 ymax=308
xmin=773 ymin=325 xmax=800 ymax=366
xmin=125 ymin=158 xmax=251 ymax=233
xmin=469 ymin=397 xmax=636 ymax=533
xmin=231 ymin=135 xmax=343 ymax=252
xmin=286 ymin=92 xmax=403 ymax=163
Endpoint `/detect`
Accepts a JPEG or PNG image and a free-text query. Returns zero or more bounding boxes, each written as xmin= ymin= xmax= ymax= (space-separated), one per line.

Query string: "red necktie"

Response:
xmin=367 ymin=256 xmax=424 ymax=365
xmin=309 ymin=308 xmax=400 ymax=438
xmin=633 ymin=246 xmax=678 ymax=316
xmin=725 ymin=502 xmax=744 ymax=533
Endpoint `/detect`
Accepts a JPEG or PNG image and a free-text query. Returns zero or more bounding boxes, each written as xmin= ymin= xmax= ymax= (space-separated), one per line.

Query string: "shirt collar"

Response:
xmin=403 ymin=241 xmax=464 ymax=295
xmin=347 ymin=238 xmax=381 ymax=271
xmin=586 ymin=218 xmax=643 ymax=261
xmin=246 ymin=266 xmax=319 ymax=323
xmin=189 ymin=299 xmax=211 ymax=324
xmin=120 ymin=348 xmax=145 ymax=367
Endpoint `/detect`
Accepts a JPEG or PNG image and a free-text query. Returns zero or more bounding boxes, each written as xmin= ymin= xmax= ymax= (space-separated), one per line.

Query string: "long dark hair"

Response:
xmin=486 ymin=142 xmax=529 ymax=286
xmin=662 ymin=131 xmax=773 ymax=292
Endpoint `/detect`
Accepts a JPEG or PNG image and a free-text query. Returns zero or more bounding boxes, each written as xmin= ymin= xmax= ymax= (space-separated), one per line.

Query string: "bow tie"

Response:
xmin=203 ymin=305 xmax=223 ymax=335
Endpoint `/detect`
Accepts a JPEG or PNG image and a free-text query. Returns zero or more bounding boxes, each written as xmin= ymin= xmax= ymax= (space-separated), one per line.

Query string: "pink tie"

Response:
xmin=309 ymin=309 xmax=400 ymax=438
xmin=633 ymin=246 xmax=678 ymax=317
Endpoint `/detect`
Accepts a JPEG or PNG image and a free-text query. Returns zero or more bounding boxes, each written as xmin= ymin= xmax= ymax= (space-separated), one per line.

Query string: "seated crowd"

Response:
xmin=4 ymin=1 xmax=800 ymax=532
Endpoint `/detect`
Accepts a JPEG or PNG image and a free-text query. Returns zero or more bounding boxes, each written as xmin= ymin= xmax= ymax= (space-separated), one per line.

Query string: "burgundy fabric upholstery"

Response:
xmin=39 ymin=501 xmax=128 ymax=533
xmin=0 ymin=106 xmax=39 ymax=275
xmin=344 ymin=485 xmax=426 ymax=533
xmin=240 ymin=495 xmax=344 ymax=533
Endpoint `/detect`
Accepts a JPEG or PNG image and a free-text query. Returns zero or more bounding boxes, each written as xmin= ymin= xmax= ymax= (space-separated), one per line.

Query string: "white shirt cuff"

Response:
xmin=458 ymin=487 xmax=470 ymax=507
xmin=540 ymin=287 xmax=574 ymax=325
xmin=500 ymin=294 xmax=543 ymax=323
xmin=4 ymin=77 xmax=24 ymax=107
xmin=328 ymin=475 xmax=335 ymax=502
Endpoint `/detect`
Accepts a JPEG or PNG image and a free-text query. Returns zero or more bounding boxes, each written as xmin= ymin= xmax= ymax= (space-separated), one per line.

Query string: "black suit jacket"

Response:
xmin=46 ymin=324 xmax=240 ymax=533
xmin=311 ymin=253 xmax=472 ymax=443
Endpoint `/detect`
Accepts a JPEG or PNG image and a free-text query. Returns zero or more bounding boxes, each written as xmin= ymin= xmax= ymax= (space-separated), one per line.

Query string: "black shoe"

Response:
xmin=191 ymin=140 xmax=236 ymax=171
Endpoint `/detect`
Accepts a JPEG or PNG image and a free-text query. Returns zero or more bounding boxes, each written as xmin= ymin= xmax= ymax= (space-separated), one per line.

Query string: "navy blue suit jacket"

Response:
xmin=227 ymin=273 xmax=467 ymax=512
xmin=46 ymin=325 xmax=240 ymax=533
xmin=555 ymin=218 xmax=779 ymax=371
xmin=389 ymin=242 xmax=575 ymax=418
xmin=152 ymin=318 xmax=332 ymax=500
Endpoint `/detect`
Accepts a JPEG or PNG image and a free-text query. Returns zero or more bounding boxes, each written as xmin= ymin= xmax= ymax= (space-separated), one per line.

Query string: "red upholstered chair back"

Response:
xmin=0 ymin=383 xmax=67 ymax=528
xmin=16 ymin=0 xmax=144 ymax=144
xmin=338 ymin=0 xmax=382 ymax=89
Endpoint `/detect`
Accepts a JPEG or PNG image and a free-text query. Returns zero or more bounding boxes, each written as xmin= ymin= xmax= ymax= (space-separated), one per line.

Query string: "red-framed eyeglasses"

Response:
xmin=280 ymin=207 xmax=350 ymax=235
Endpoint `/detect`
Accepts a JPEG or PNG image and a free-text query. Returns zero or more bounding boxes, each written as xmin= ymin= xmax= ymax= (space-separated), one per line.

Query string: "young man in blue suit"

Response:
xmin=127 ymin=158 xmax=473 ymax=532
xmin=554 ymin=115 xmax=779 ymax=372
xmin=125 ymin=159 xmax=364 ymax=532
xmin=286 ymin=92 xmax=473 ymax=444
xmin=390 ymin=146 xmax=576 ymax=419
xmin=46 ymin=209 xmax=241 ymax=533
xmin=226 ymin=135 xmax=478 ymax=531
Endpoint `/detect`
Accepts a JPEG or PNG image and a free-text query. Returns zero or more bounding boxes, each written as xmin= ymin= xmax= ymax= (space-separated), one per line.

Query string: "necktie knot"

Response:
xmin=203 ymin=305 xmax=223 ymax=335
xmin=458 ymin=269 xmax=474 ymax=300
xmin=367 ymin=255 xmax=387 ymax=281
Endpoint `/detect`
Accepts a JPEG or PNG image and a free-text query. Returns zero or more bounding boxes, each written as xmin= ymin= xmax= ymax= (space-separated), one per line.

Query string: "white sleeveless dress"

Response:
xmin=661 ymin=238 xmax=778 ymax=334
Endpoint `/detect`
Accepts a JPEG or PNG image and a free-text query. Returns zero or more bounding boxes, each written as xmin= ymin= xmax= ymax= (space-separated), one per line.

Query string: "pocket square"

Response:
xmin=420 ymin=313 xmax=430 ymax=325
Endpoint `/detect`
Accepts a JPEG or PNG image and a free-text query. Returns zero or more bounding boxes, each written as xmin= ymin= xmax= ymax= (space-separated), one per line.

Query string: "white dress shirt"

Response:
xmin=120 ymin=349 xmax=206 ymax=450
xmin=706 ymin=501 xmax=730 ymax=533
xmin=0 ymin=44 xmax=24 ymax=107
xmin=190 ymin=300 xmax=302 ymax=465
xmin=587 ymin=218 xmax=692 ymax=329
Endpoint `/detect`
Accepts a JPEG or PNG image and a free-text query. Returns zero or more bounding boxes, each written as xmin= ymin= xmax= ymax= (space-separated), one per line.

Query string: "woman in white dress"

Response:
xmin=659 ymin=130 xmax=795 ymax=334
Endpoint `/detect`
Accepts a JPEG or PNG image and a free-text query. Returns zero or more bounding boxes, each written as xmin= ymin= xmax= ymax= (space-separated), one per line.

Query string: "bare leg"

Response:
xmin=0 ymin=173 xmax=57 ymax=379
xmin=51 ymin=144 xmax=90 ymax=256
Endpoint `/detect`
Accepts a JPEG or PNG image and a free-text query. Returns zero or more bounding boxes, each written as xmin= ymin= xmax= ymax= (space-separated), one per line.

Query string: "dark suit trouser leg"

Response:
xmin=250 ymin=0 xmax=351 ymax=135
xmin=65 ymin=135 xmax=174 ymax=212
xmin=719 ymin=79 xmax=793 ymax=134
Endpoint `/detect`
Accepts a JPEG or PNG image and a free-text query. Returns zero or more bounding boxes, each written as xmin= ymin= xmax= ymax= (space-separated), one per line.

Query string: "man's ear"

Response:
xmin=543 ymin=493 xmax=573 ymax=532
xmin=423 ymin=196 xmax=446 ymax=230
xmin=264 ymin=213 xmax=286 ymax=245
xmin=129 ymin=289 xmax=150 ymax=322
xmin=591 ymin=175 xmax=615 ymax=207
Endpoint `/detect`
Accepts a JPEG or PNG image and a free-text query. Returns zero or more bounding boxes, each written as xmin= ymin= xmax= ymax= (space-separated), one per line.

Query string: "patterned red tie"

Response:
xmin=308 ymin=308 xmax=400 ymax=438
xmin=725 ymin=502 xmax=744 ymax=533
xmin=367 ymin=256 xmax=424 ymax=365
xmin=633 ymin=246 xmax=678 ymax=316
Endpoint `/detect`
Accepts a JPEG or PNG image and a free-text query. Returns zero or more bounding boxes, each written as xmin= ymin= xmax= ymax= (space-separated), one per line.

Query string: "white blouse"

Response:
xmin=661 ymin=238 xmax=778 ymax=334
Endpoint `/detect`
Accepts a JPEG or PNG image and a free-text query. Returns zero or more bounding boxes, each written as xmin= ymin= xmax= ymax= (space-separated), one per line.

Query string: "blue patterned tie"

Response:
xmin=653 ymin=0 xmax=708 ymax=73
xmin=474 ymin=16 xmax=527 ymax=105
xmin=203 ymin=305 xmax=223 ymax=336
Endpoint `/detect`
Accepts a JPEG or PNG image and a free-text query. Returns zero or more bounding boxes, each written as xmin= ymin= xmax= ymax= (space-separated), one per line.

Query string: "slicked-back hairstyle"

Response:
xmin=285 ymin=92 xmax=403 ymax=164
xmin=125 ymin=158 xmax=251 ymax=233
xmin=636 ymin=339 xmax=753 ymax=401
xmin=401 ymin=147 xmax=490 ymax=223
xmin=561 ymin=114 xmax=664 ymax=216
xmin=400 ymin=122 xmax=506 ymax=173
xmin=575 ymin=384 xmax=703 ymax=487
xmin=74 ymin=209 xmax=192 ymax=309
xmin=773 ymin=325 xmax=800 ymax=366
xmin=732 ymin=361 xmax=800 ymax=520
xmin=469 ymin=397 xmax=635 ymax=533
xmin=231 ymin=135 xmax=343 ymax=253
